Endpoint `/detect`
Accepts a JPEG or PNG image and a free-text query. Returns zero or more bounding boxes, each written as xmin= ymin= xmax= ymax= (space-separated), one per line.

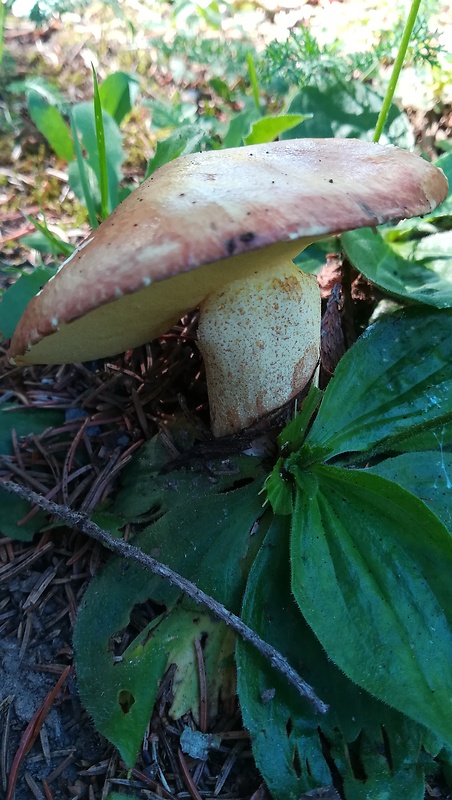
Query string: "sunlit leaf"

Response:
xmin=244 ymin=114 xmax=310 ymax=145
xmin=342 ymin=228 xmax=452 ymax=309
xmin=27 ymin=89 xmax=74 ymax=161
xmin=144 ymin=125 xmax=205 ymax=178
xmin=98 ymin=71 xmax=139 ymax=125
xmin=282 ymin=81 xmax=414 ymax=147
xmin=222 ymin=106 xmax=260 ymax=149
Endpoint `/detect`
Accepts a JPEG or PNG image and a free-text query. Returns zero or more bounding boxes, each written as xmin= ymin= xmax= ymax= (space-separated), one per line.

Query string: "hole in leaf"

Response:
xmin=218 ymin=477 xmax=254 ymax=494
xmin=292 ymin=744 xmax=302 ymax=778
xmin=108 ymin=599 xmax=167 ymax=659
xmin=118 ymin=689 xmax=135 ymax=714
xmin=380 ymin=725 xmax=393 ymax=771
xmin=130 ymin=503 xmax=165 ymax=533
xmin=346 ymin=733 xmax=367 ymax=781
xmin=317 ymin=728 xmax=344 ymax=796
xmin=286 ymin=717 xmax=293 ymax=737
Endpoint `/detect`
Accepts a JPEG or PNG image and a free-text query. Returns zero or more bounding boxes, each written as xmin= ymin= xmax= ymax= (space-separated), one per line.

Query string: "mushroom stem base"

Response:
xmin=197 ymin=257 xmax=321 ymax=437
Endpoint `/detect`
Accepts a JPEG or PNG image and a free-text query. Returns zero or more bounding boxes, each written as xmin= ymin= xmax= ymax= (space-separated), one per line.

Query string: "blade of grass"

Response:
xmin=246 ymin=52 xmax=261 ymax=114
xmin=69 ymin=110 xmax=98 ymax=229
xmin=91 ymin=65 xmax=110 ymax=220
xmin=373 ymin=0 xmax=422 ymax=142
xmin=24 ymin=214 xmax=75 ymax=258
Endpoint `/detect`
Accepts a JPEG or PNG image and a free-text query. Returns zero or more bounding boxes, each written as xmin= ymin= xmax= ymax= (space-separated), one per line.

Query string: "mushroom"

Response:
xmin=7 ymin=139 xmax=448 ymax=437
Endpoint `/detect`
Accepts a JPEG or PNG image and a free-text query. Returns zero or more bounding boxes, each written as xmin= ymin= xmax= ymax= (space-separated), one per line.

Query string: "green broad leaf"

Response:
xmin=0 ymin=405 xmax=65 ymax=454
xmin=293 ymin=237 xmax=339 ymax=274
xmin=300 ymin=307 xmax=452 ymax=463
xmin=76 ymin=600 xmax=233 ymax=767
xmin=429 ymin=153 xmax=452 ymax=219
xmin=281 ymin=81 xmax=414 ymax=148
xmin=368 ymin=451 xmax=452 ymax=532
xmin=388 ymin=420 xmax=452 ymax=454
xmin=0 ymin=266 xmax=56 ymax=338
xmin=10 ymin=76 xmax=65 ymax=107
xmin=237 ymin=515 xmax=427 ymax=800
xmin=291 ymin=464 xmax=452 ymax=746
xmin=0 ymin=490 xmax=47 ymax=542
xmin=144 ymin=125 xmax=205 ymax=179
xmin=341 ymin=228 xmax=452 ymax=309
xmin=74 ymin=446 xmax=267 ymax=766
xmin=89 ymin=510 xmax=125 ymax=538
xmin=222 ymin=106 xmax=260 ymax=149
xmin=243 ymin=114 xmax=309 ymax=145
xmin=98 ymin=71 xmax=139 ymax=126
xmin=379 ymin=155 xmax=451 ymax=243
xmin=209 ymin=76 xmax=233 ymax=102
xmin=72 ymin=102 xmax=124 ymax=212
xmin=412 ymin=230 xmax=452 ymax=275
xmin=0 ymin=404 xmax=64 ymax=541
xmin=27 ymin=89 xmax=74 ymax=161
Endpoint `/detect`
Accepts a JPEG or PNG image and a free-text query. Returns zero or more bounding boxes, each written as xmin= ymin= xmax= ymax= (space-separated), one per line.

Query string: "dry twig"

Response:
xmin=0 ymin=478 xmax=328 ymax=715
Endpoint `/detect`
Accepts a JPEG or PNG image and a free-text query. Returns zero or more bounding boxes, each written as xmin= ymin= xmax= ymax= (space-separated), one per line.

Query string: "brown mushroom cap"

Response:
xmin=8 ymin=138 xmax=448 ymax=366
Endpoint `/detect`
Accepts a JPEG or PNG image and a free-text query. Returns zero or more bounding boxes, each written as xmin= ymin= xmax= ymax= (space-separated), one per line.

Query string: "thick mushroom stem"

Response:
xmin=197 ymin=257 xmax=321 ymax=437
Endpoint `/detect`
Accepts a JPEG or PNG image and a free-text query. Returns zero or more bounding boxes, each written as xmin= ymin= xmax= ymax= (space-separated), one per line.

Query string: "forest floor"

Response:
xmin=0 ymin=1 xmax=451 ymax=798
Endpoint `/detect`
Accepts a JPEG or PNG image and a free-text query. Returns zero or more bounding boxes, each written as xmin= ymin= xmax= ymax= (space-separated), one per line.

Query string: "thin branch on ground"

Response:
xmin=0 ymin=477 xmax=328 ymax=715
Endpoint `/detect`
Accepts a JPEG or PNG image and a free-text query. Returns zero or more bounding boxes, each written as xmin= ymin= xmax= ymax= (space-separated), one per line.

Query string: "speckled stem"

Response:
xmin=197 ymin=257 xmax=321 ymax=437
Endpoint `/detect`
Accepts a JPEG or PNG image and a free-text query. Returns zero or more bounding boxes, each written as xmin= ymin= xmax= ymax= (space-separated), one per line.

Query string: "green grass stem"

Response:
xmin=247 ymin=52 xmax=261 ymax=113
xmin=91 ymin=65 xmax=110 ymax=220
xmin=25 ymin=214 xmax=75 ymax=258
xmin=373 ymin=0 xmax=422 ymax=142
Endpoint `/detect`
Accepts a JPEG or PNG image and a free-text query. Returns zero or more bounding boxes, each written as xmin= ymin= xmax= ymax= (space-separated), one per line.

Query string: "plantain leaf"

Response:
xmin=386 ymin=419 xmax=452 ymax=454
xmin=368 ymin=450 xmax=452 ymax=531
xmin=74 ymin=444 xmax=267 ymax=766
xmin=300 ymin=307 xmax=452 ymax=463
xmin=291 ymin=464 xmax=452 ymax=746
xmin=342 ymin=228 xmax=452 ymax=309
xmin=237 ymin=515 xmax=428 ymax=800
